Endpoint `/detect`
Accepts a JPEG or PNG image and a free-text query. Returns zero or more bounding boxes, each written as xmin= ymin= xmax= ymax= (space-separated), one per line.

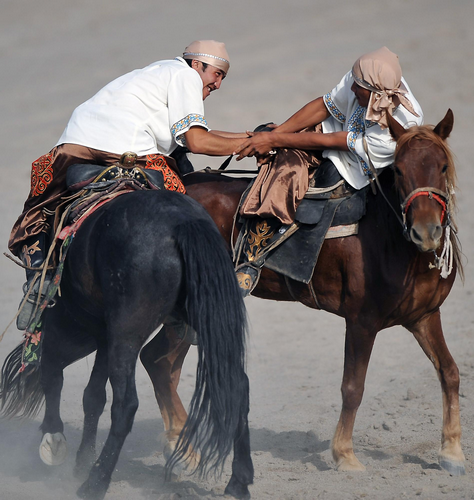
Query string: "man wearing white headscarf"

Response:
xmin=236 ymin=46 xmax=423 ymax=223
xmin=11 ymin=40 xmax=248 ymax=330
xmin=233 ymin=47 xmax=423 ymax=296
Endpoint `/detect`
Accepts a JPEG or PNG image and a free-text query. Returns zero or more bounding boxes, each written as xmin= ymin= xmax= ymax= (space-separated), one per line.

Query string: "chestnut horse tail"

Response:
xmin=166 ymin=219 xmax=249 ymax=478
xmin=0 ymin=343 xmax=44 ymax=419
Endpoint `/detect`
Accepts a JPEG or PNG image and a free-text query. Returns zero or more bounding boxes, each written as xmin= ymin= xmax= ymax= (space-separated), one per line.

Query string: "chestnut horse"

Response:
xmin=140 ymin=110 xmax=465 ymax=477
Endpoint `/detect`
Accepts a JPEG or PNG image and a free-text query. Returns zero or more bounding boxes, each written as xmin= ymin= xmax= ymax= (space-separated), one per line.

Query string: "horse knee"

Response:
xmin=341 ymin=382 xmax=364 ymax=410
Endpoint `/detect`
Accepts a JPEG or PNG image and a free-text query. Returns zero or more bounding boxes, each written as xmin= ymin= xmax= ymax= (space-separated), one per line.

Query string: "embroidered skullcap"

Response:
xmin=183 ymin=40 xmax=230 ymax=74
xmin=351 ymin=46 xmax=419 ymax=129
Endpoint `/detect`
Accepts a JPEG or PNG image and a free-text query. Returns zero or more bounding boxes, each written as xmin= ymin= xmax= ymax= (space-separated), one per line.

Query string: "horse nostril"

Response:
xmin=410 ymin=227 xmax=423 ymax=245
xmin=432 ymin=224 xmax=443 ymax=242
xmin=410 ymin=223 xmax=443 ymax=251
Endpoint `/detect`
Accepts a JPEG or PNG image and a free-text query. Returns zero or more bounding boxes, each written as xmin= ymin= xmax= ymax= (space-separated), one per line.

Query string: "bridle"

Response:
xmin=400 ymin=186 xmax=449 ymax=238
xmin=363 ymin=136 xmax=451 ymax=240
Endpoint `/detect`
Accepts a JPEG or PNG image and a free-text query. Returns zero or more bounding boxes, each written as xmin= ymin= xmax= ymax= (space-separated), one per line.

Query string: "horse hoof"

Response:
xmin=439 ymin=458 xmax=466 ymax=476
xmin=40 ymin=432 xmax=68 ymax=465
xmin=335 ymin=457 xmax=366 ymax=472
xmin=224 ymin=476 xmax=251 ymax=499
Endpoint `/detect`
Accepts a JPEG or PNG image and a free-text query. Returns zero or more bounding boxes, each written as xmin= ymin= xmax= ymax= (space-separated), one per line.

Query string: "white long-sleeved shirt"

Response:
xmin=322 ymin=71 xmax=423 ymax=189
xmin=56 ymin=57 xmax=208 ymax=156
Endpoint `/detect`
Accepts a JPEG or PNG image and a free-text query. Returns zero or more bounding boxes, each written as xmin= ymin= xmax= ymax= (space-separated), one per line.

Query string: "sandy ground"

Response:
xmin=1 ymin=1 xmax=474 ymax=499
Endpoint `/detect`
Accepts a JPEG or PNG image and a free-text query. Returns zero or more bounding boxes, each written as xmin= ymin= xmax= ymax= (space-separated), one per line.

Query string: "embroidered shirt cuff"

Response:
xmin=172 ymin=114 xmax=209 ymax=147
xmin=347 ymin=131 xmax=358 ymax=154
xmin=348 ymin=132 xmax=371 ymax=176
xmin=323 ymin=93 xmax=346 ymax=123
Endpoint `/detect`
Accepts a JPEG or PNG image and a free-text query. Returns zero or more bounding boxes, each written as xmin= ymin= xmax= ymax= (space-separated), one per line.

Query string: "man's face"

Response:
xmin=351 ymin=81 xmax=371 ymax=108
xmin=192 ymin=60 xmax=226 ymax=100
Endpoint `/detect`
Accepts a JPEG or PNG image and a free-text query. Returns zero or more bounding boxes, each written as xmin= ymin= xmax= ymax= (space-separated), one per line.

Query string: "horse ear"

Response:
xmin=386 ymin=111 xmax=407 ymax=141
xmin=433 ymin=109 xmax=454 ymax=140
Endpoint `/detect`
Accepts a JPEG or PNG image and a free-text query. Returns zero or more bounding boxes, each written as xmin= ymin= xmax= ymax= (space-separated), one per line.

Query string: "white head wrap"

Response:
xmin=183 ymin=40 xmax=230 ymax=74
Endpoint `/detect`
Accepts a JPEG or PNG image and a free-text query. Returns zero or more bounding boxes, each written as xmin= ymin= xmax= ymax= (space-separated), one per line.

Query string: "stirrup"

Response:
xmin=16 ymin=279 xmax=56 ymax=331
xmin=235 ymin=263 xmax=261 ymax=297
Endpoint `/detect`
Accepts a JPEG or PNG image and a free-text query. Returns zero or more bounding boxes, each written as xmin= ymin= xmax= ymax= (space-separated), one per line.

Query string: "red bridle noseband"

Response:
xmin=401 ymin=187 xmax=448 ymax=226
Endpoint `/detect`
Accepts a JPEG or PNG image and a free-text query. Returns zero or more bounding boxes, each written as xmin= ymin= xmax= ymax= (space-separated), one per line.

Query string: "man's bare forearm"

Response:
xmin=275 ymin=97 xmax=330 ymax=133
xmin=184 ymin=127 xmax=247 ymax=155
xmin=209 ymin=130 xmax=249 ymax=139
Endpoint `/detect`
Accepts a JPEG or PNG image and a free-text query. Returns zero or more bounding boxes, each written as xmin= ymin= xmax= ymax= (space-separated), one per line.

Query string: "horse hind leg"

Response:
xmin=224 ymin=373 xmax=253 ymax=500
xmin=408 ymin=311 xmax=465 ymax=476
xmin=74 ymin=344 xmax=109 ymax=478
xmin=332 ymin=324 xmax=377 ymax=472
xmin=140 ymin=322 xmax=200 ymax=473
xmin=77 ymin=340 xmax=142 ymax=500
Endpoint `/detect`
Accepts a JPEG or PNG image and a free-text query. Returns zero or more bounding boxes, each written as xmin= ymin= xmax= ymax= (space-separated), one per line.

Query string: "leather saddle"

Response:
xmin=66 ymin=162 xmax=164 ymax=192
xmin=235 ymin=159 xmax=368 ymax=284
xmin=295 ymin=159 xmax=366 ymax=226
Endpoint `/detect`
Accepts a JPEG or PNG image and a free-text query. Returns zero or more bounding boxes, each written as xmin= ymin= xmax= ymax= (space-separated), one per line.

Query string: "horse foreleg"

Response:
xmin=332 ymin=324 xmax=376 ymax=471
xmin=140 ymin=324 xmax=199 ymax=471
xmin=408 ymin=310 xmax=465 ymax=475
xmin=39 ymin=345 xmax=67 ymax=466
xmin=75 ymin=344 xmax=109 ymax=478
xmin=224 ymin=373 xmax=254 ymax=500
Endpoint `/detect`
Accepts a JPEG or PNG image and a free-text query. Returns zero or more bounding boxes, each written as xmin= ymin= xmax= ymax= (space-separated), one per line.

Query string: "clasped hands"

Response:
xmin=234 ymin=124 xmax=278 ymax=166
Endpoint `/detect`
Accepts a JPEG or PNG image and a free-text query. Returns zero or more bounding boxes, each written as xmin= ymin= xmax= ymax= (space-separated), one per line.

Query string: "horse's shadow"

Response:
xmin=0 ymin=416 xmax=442 ymax=497
xmin=249 ymin=427 xmax=332 ymax=471
xmin=402 ymin=453 xmax=442 ymax=471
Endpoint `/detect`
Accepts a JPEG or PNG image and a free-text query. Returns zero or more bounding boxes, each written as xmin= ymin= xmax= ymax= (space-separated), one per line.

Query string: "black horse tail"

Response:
xmin=0 ymin=343 xmax=44 ymax=419
xmin=166 ymin=219 xmax=249 ymax=478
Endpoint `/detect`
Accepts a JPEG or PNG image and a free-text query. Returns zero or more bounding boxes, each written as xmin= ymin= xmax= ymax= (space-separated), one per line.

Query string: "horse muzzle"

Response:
xmin=409 ymin=221 xmax=443 ymax=252
xmin=401 ymin=187 xmax=448 ymax=252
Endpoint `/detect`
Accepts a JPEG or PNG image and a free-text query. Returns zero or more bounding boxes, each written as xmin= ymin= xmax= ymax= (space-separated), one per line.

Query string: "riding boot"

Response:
xmin=235 ymin=262 xmax=262 ymax=297
xmin=234 ymin=217 xmax=298 ymax=297
xmin=16 ymin=232 xmax=53 ymax=331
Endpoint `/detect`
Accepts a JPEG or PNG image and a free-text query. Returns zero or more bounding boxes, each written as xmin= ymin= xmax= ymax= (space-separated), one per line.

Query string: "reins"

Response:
xmin=363 ymin=137 xmax=409 ymax=238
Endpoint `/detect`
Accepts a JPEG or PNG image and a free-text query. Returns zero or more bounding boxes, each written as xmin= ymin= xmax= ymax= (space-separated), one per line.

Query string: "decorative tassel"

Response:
xmin=439 ymin=225 xmax=453 ymax=279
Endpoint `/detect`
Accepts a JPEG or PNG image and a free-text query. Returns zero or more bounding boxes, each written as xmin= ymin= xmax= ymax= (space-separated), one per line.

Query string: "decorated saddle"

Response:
xmin=20 ymin=152 xmax=169 ymax=369
xmin=234 ymin=159 xmax=368 ymax=285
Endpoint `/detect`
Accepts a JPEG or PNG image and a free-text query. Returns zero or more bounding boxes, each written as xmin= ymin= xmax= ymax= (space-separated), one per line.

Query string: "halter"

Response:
xmin=400 ymin=186 xmax=449 ymax=234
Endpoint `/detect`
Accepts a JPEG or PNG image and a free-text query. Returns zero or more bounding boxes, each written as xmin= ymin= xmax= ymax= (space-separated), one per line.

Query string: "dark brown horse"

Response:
xmin=140 ymin=110 xmax=465 ymax=477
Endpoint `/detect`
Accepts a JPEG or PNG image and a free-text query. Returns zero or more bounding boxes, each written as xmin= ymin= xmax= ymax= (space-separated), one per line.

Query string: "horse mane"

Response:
xmin=394 ymin=125 xmax=464 ymax=280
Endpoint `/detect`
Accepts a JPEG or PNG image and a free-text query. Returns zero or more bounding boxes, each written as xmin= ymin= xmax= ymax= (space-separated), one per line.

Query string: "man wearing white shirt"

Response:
xmin=235 ymin=46 xmax=423 ymax=224
xmin=233 ymin=47 xmax=423 ymax=296
xmin=11 ymin=40 xmax=248 ymax=330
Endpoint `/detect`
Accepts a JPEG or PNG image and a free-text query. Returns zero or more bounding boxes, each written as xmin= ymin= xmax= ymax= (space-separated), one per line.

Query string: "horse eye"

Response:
xmin=442 ymin=164 xmax=448 ymax=173
xmin=393 ymin=165 xmax=403 ymax=176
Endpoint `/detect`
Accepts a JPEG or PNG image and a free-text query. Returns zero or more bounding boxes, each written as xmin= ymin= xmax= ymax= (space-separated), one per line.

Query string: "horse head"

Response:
xmin=387 ymin=109 xmax=455 ymax=252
